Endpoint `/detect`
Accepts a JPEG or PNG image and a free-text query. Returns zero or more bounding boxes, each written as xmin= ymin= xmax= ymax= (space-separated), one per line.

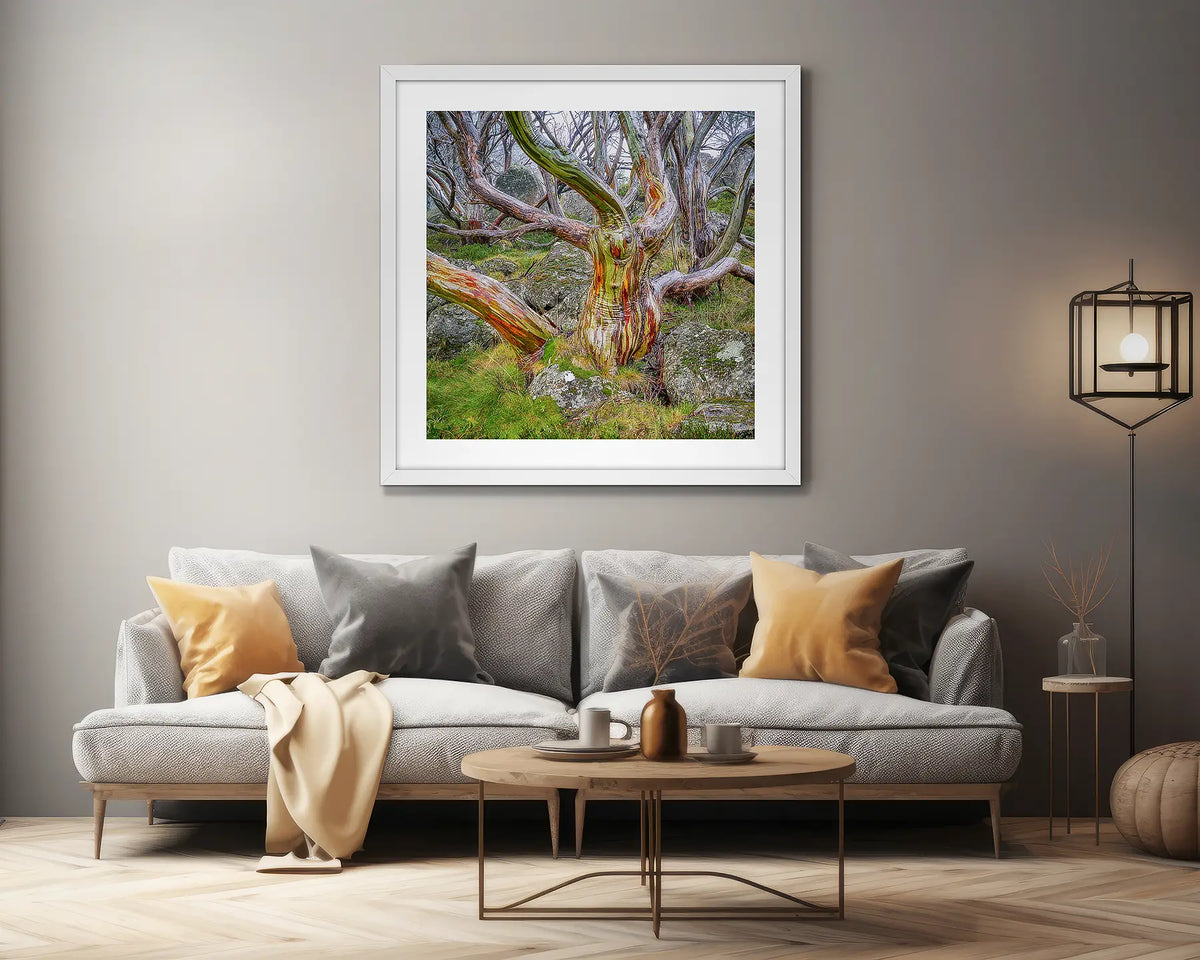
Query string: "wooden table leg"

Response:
xmin=838 ymin=779 xmax=845 ymax=919
xmin=1048 ymin=691 xmax=1054 ymax=840
xmin=1095 ymin=691 xmax=1101 ymax=845
xmin=477 ymin=781 xmax=485 ymax=920
xmin=639 ymin=790 xmax=647 ymax=887
xmin=1066 ymin=692 xmax=1072 ymax=835
xmin=652 ymin=789 xmax=662 ymax=938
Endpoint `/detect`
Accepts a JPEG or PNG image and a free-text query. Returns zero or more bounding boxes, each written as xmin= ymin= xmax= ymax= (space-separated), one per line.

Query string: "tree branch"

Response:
xmin=633 ymin=114 xmax=677 ymax=246
xmin=653 ymin=258 xmax=754 ymax=300
xmin=688 ymin=111 xmax=722 ymax=162
xmin=697 ymin=165 xmax=754 ymax=269
xmin=707 ymin=127 xmax=754 ymax=186
xmin=427 ymin=252 xmax=558 ymax=353
xmin=438 ymin=111 xmax=590 ymax=249
xmin=505 ymin=111 xmax=628 ymax=227
xmin=426 ymin=221 xmax=553 ymax=244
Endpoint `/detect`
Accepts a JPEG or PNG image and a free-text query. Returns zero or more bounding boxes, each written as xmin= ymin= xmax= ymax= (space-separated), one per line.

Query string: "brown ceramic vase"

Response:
xmin=640 ymin=689 xmax=688 ymax=761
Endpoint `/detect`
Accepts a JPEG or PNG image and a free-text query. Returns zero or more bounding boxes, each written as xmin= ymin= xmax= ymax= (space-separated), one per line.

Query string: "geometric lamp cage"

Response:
xmin=1070 ymin=259 xmax=1193 ymax=430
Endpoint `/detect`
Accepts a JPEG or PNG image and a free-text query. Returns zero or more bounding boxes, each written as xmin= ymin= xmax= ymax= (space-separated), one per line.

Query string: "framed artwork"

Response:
xmin=381 ymin=65 xmax=800 ymax=485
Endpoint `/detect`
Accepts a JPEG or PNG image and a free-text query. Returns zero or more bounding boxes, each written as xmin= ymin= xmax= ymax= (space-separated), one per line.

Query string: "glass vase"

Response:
xmin=1058 ymin=622 xmax=1106 ymax=676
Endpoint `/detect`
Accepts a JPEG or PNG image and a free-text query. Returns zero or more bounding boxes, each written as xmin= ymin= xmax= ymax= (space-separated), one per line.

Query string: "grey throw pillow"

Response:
xmin=313 ymin=544 xmax=492 ymax=683
xmin=598 ymin=569 xmax=752 ymax=692
xmin=802 ymin=542 xmax=973 ymax=700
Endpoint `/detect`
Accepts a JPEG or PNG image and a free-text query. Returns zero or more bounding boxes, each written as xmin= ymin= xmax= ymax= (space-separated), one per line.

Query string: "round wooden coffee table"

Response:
xmin=461 ymin=745 xmax=855 ymax=937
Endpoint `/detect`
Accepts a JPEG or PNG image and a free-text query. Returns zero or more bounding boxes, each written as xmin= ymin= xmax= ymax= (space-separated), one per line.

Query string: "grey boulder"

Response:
xmin=528 ymin=364 xmax=626 ymax=416
xmin=661 ymin=321 xmax=755 ymax=404
xmin=509 ymin=244 xmax=593 ymax=333
xmin=494 ymin=166 xmax=542 ymax=204
xmin=426 ymin=302 xmax=500 ymax=360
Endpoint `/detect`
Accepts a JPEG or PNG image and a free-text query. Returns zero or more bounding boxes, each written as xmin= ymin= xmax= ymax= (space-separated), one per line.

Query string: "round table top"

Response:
xmin=461 ymin=745 xmax=855 ymax=791
xmin=1042 ymin=674 xmax=1133 ymax=693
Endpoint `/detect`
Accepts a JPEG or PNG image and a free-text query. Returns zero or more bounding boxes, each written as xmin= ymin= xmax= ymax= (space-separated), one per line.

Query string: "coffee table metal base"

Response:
xmin=478 ymin=782 xmax=845 ymax=937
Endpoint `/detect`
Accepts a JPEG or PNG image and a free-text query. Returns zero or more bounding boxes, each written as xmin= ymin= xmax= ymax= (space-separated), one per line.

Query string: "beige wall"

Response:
xmin=2 ymin=0 xmax=1199 ymax=815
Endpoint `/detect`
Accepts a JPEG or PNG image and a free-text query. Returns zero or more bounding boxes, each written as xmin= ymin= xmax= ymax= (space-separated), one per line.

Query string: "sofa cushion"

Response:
xmin=802 ymin=542 xmax=975 ymax=700
xmin=73 ymin=679 xmax=575 ymax=785
xmin=146 ymin=578 xmax=303 ymax=699
xmin=597 ymin=565 xmax=751 ymax=692
xmin=578 ymin=677 xmax=1022 ymax=783
xmin=739 ymin=553 xmax=902 ymax=693
xmin=312 ymin=545 xmax=489 ymax=683
xmin=168 ymin=547 xmax=575 ymax=702
xmin=580 ymin=548 xmax=969 ymax=699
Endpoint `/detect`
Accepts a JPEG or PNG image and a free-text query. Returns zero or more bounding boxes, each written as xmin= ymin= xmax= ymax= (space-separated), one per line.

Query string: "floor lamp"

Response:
xmin=1068 ymin=260 xmax=1193 ymax=756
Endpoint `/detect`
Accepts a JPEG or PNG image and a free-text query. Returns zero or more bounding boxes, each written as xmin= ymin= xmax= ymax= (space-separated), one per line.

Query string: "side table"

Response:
xmin=1043 ymin=674 xmax=1133 ymax=844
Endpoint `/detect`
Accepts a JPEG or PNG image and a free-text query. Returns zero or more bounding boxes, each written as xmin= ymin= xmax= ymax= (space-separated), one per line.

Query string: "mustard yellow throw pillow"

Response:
xmin=739 ymin=553 xmax=903 ymax=693
xmin=147 ymin=578 xmax=303 ymax=698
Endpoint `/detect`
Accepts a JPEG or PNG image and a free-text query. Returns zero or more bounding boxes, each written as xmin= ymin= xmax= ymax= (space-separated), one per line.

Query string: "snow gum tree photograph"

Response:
xmin=425 ymin=109 xmax=756 ymax=440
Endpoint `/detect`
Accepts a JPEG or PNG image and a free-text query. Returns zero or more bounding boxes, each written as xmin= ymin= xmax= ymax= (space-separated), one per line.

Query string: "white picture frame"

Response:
xmin=381 ymin=65 xmax=800 ymax=485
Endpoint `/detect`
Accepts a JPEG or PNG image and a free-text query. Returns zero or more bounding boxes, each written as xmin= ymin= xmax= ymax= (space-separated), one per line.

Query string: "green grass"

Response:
xmin=426 ymin=228 xmax=557 ymax=278
xmin=573 ymin=396 xmax=699 ymax=439
xmin=659 ymin=277 xmax=754 ymax=335
xmin=427 ymin=343 xmax=720 ymax=440
xmin=427 ymin=346 xmax=567 ymax=440
xmin=539 ymin=337 xmax=599 ymax=380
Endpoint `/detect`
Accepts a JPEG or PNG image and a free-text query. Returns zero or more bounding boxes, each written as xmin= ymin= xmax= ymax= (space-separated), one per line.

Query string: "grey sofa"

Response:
xmin=73 ymin=546 xmax=1022 ymax=860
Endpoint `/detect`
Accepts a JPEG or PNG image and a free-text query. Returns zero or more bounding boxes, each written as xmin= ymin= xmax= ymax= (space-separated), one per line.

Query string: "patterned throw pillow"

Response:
xmin=597 ymin=570 xmax=752 ymax=692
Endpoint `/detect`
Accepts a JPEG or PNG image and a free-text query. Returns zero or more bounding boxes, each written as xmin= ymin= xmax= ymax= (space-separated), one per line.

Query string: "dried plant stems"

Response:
xmin=1041 ymin=539 xmax=1115 ymax=625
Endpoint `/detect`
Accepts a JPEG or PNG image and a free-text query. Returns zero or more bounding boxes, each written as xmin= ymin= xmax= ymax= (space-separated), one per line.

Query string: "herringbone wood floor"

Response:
xmin=2 ymin=814 xmax=1198 ymax=959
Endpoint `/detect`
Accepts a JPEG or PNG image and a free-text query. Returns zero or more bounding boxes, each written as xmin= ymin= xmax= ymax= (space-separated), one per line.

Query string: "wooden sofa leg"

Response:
xmin=575 ymin=790 xmax=586 ymax=858
xmin=93 ymin=795 xmax=107 ymax=860
xmin=147 ymin=800 xmax=154 ymax=826
xmin=546 ymin=790 xmax=560 ymax=859
xmin=989 ymin=789 xmax=1001 ymax=859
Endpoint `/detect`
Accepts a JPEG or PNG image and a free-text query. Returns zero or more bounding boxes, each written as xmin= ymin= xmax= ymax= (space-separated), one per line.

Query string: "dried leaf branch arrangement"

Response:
xmin=1042 ymin=540 xmax=1114 ymax=674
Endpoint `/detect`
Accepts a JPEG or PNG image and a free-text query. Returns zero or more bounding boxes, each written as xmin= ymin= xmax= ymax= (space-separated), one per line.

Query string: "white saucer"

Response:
xmin=533 ymin=743 xmax=639 ymax=761
xmin=688 ymin=750 xmax=757 ymax=764
xmin=533 ymin=739 xmax=637 ymax=754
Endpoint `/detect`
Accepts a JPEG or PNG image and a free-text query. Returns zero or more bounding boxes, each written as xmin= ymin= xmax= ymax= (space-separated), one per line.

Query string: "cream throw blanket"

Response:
xmin=239 ymin=671 xmax=391 ymax=873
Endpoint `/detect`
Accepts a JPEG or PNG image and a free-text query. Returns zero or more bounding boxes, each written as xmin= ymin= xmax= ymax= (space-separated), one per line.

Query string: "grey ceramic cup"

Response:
xmin=580 ymin=707 xmax=632 ymax=747
xmin=704 ymin=723 xmax=744 ymax=755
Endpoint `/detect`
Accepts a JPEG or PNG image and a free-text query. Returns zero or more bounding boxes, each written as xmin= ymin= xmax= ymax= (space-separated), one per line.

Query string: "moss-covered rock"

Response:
xmin=528 ymin=363 xmax=629 ymax=415
xmin=660 ymin=321 xmax=755 ymax=404
xmin=509 ymin=243 xmax=593 ymax=333
xmin=426 ymin=302 xmax=500 ymax=360
xmin=494 ymin=165 xmax=542 ymax=204
xmin=479 ymin=255 xmax=520 ymax=278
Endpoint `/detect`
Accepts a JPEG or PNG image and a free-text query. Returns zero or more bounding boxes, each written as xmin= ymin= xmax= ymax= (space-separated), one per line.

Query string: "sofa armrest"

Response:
xmin=114 ymin=608 xmax=185 ymax=706
xmin=928 ymin=607 xmax=1003 ymax=708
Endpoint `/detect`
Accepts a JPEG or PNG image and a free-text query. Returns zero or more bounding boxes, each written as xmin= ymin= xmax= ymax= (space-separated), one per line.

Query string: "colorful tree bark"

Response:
xmin=426 ymin=252 xmax=558 ymax=354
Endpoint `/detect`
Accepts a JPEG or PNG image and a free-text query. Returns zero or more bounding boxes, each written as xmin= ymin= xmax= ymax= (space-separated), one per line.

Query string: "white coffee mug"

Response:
xmin=580 ymin=707 xmax=633 ymax=748
xmin=704 ymin=723 xmax=744 ymax=756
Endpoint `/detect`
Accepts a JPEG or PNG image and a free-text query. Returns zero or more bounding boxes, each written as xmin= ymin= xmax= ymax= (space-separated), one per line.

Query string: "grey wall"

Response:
xmin=2 ymin=0 xmax=1198 ymax=816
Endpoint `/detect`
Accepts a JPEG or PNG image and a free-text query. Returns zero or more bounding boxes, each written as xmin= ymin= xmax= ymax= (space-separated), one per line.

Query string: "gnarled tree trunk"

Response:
xmin=576 ymin=224 xmax=662 ymax=369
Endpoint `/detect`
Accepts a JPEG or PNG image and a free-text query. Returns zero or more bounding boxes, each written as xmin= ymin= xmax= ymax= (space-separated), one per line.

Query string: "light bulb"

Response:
xmin=1119 ymin=332 xmax=1150 ymax=362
